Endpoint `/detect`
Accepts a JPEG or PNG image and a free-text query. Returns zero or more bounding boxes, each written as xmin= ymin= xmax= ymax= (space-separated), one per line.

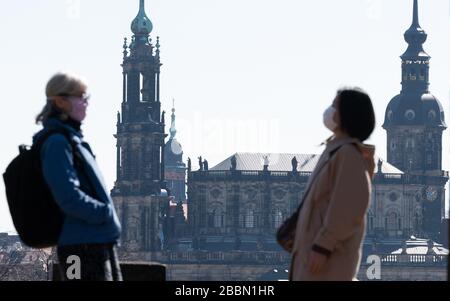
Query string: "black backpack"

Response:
xmin=2 ymin=129 xmax=77 ymax=248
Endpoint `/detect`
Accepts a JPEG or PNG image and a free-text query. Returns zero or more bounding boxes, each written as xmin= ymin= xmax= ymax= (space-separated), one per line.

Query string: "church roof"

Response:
xmin=383 ymin=93 xmax=446 ymax=128
xmin=210 ymin=152 xmax=404 ymax=174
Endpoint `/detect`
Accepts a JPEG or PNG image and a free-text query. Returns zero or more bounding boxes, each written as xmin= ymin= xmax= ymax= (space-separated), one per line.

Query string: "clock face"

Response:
xmin=425 ymin=186 xmax=438 ymax=202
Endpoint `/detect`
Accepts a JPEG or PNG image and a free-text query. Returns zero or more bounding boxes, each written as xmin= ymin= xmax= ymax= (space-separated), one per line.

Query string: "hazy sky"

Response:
xmin=0 ymin=0 xmax=449 ymax=232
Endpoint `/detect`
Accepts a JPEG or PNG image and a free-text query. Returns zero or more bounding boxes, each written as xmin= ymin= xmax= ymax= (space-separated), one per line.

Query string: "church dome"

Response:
xmin=383 ymin=93 xmax=446 ymax=129
xmin=165 ymin=138 xmax=184 ymax=167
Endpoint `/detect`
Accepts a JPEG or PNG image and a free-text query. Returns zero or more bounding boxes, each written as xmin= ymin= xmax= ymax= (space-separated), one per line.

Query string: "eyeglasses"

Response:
xmin=58 ymin=93 xmax=90 ymax=104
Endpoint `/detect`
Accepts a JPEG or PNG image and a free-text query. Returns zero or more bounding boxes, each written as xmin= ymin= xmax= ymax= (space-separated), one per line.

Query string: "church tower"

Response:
xmin=164 ymin=100 xmax=187 ymax=204
xmin=383 ymin=0 xmax=446 ymax=173
xmin=383 ymin=0 xmax=447 ymax=238
xmin=112 ymin=0 xmax=170 ymax=254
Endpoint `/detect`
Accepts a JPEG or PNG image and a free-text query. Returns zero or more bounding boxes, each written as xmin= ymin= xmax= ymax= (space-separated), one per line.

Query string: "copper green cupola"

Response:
xmin=131 ymin=0 xmax=153 ymax=36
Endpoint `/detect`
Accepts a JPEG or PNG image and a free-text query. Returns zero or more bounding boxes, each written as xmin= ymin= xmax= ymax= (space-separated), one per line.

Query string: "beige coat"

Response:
xmin=290 ymin=135 xmax=375 ymax=281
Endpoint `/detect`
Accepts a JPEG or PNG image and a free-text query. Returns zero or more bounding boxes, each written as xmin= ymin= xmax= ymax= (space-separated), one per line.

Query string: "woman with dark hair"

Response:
xmin=289 ymin=87 xmax=376 ymax=281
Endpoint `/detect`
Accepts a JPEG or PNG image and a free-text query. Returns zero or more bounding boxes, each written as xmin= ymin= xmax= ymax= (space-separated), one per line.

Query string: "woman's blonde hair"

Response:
xmin=35 ymin=72 xmax=87 ymax=124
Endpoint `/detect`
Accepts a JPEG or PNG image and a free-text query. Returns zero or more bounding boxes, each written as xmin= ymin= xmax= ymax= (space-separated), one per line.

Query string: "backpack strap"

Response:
xmin=34 ymin=128 xmax=101 ymax=201
xmin=33 ymin=128 xmax=78 ymax=153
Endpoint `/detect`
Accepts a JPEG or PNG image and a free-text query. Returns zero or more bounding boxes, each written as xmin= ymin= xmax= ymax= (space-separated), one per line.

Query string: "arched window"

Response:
xmin=213 ymin=210 xmax=223 ymax=228
xmin=208 ymin=207 xmax=224 ymax=228
xmin=419 ymin=69 xmax=425 ymax=80
xmin=387 ymin=212 xmax=398 ymax=230
xmin=409 ymin=69 xmax=416 ymax=80
xmin=207 ymin=211 xmax=214 ymax=227
xmin=368 ymin=211 xmax=374 ymax=231
xmin=139 ymin=73 xmax=144 ymax=102
xmin=244 ymin=209 xmax=255 ymax=228
xmin=414 ymin=212 xmax=420 ymax=231
xmin=274 ymin=210 xmax=283 ymax=229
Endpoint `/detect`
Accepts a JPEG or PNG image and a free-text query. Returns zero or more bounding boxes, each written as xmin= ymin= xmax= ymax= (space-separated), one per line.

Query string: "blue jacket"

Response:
xmin=33 ymin=118 xmax=121 ymax=246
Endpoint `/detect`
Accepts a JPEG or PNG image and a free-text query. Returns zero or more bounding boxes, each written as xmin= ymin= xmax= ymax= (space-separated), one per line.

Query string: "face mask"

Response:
xmin=323 ymin=106 xmax=337 ymax=131
xmin=68 ymin=97 xmax=88 ymax=122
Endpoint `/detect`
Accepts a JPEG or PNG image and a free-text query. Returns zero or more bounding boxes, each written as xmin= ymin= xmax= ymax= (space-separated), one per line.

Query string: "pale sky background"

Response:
xmin=0 ymin=0 xmax=449 ymax=232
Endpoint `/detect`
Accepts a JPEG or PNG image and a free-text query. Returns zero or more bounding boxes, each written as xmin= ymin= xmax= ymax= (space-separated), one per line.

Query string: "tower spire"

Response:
xmin=402 ymin=0 xmax=428 ymax=60
xmin=169 ymin=99 xmax=177 ymax=139
xmin=412 ymin=0 xmax=419 ymax=26
xmin=131 ymin=0 xmax=153 ymax=36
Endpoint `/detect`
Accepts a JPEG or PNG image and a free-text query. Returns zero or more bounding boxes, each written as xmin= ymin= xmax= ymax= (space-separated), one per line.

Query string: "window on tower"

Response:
xmin=119 ymin=146 xmax=122 ymax=169
xmin=390 ymin=141 xmax=396 ymax=151
xmin=139 ymin=73 xmax=144 ymax=102
xmin=123 ymin=74 xmax=127 ymax=102
xmin=428 ymin=110 xmax=436 ymax=120
xmin=419 ymin=69 xmax=425 ymax=80
xmin=408 ymin=68 xmax=416 ymax=80
xmin=368 ymin=211 xmax=374 ymax=231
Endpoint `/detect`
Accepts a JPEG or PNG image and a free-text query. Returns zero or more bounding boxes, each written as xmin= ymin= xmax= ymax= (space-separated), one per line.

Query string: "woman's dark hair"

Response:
xmin=336 ymin=88 xmax=375 ymax=142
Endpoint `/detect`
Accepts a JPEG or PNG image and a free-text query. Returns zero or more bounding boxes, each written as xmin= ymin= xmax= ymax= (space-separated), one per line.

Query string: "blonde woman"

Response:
xmin=34 ymin=72 xmax=122 ymax=281
xmin=290 ymin=88 xmax=375 ymax=281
